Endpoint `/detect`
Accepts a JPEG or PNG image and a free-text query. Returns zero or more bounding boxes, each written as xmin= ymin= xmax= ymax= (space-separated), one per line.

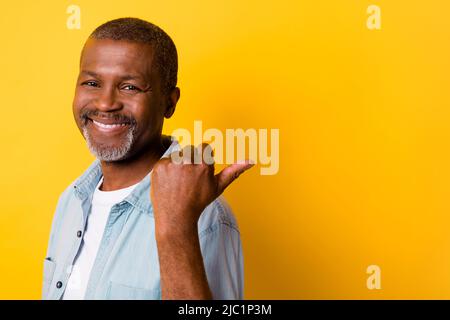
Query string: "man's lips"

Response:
xmin=87 ymin=117 xmax=132 ymax=133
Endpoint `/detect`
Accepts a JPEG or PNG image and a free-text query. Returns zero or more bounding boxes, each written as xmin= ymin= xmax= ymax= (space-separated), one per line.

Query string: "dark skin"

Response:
xmin=73 ymin=38 xmax=253 ymax=299
xmin=73 ymin=38 xmax=179 ymax=191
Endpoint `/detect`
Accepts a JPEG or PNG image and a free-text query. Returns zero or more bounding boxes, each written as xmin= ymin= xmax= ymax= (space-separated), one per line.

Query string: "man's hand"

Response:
xmin=151 ymin=144 xmax=254 ymax=236
xmin=150 ymin=144 xmax=254 ymax=299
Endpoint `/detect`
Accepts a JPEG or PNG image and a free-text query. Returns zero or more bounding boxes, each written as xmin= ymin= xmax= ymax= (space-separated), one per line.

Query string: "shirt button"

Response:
xmin=77 ymin=230 xmax=82 ymax=238
xmin=56 ymin=281 xmax=63 ymax=289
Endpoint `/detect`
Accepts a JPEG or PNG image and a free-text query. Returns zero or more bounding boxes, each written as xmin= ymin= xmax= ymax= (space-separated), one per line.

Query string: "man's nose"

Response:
xmin=94 ymin=87 xmax=122 ymax=112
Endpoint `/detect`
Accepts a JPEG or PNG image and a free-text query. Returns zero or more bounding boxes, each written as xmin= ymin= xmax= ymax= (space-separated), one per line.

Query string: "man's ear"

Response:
xmin=164 ymin=87 xmax=180 ymax=119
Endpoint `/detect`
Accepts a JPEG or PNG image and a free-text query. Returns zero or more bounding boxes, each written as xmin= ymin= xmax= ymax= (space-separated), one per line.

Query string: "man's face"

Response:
xmin=73 ymin=38 xmax=168 ymax=162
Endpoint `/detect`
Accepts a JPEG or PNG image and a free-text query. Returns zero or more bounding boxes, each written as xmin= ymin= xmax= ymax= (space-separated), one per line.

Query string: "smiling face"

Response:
xmin=73 ymin=38 xmax=175 ymax=162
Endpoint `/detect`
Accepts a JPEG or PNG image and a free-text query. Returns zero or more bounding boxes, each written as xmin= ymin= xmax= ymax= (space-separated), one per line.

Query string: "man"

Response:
xmin=42 ymin=17 xmax=253 ymax=300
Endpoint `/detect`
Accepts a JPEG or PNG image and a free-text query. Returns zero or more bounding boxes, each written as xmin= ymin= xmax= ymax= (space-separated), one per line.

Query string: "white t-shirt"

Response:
xmin=62 ymin=177 xmax=139 ymax=300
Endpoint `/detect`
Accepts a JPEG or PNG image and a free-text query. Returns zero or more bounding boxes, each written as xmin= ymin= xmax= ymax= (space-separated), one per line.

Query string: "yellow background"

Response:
xmin=1 ymin=0 xmax=450 ymax=299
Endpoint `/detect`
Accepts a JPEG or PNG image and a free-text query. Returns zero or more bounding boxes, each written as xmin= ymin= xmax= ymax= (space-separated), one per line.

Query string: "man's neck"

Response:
xmin=99 ymin=136 xmax=169 ymax=191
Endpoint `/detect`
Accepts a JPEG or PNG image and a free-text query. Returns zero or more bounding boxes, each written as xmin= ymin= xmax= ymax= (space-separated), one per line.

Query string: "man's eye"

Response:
xmin=122 ymin=84 xmax=141 ymax=91
xmin=82 ymin=81 xmax=99 ymax=87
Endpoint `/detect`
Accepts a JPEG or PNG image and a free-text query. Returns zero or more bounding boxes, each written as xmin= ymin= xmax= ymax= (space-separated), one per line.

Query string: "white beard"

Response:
xmin=82 ymin=125 xmax=136 ymax=162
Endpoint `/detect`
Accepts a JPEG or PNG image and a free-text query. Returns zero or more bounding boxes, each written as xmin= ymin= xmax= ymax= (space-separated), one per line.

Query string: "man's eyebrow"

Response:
xmin=80 ymin=70 xmax=100 ymax=78
xmin=80 ymin=70 xmax=146 ymax=81
xmin=120 ymin=74 xmax=146 ymax=81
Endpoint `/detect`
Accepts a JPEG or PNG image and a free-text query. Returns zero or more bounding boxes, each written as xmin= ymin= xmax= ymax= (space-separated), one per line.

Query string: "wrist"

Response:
xmin=155 ymin=217 xmax=199 ymax=242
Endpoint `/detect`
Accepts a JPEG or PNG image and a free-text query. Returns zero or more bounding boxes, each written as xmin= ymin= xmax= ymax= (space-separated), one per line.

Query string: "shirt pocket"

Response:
xmin=42 ymin=258 xmax=56 ymax=299
xmin=106 ymin=281 xmax=161 ymax=300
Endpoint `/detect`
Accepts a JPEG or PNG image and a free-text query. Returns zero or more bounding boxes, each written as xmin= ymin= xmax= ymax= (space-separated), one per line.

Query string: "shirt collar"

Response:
xmin=73 ymin=135 xmax=181 ymax=215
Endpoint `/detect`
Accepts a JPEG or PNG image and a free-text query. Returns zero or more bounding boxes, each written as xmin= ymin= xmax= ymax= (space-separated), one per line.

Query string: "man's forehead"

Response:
xmin=80 ymin=38 xmax=153 ymax=79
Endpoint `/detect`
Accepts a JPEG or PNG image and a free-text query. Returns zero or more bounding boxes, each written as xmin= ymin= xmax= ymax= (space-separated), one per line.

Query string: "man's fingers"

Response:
xmin=169 ymin=144 xmax=215 ymax=165
xmin=169 ymin=150 xmax=184 ymax=164
xmin=215 ymin=160 xmax=254 ymax=195
xmin=197 ymin=143 xmax=215 ymax=165
xmin=182 ymin=145 xmax=196 ymax=164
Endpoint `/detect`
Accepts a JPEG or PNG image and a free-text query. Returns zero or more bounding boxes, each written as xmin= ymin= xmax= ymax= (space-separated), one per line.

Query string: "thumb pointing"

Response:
xmin=216 ymin=160 xmax=254 ymax=195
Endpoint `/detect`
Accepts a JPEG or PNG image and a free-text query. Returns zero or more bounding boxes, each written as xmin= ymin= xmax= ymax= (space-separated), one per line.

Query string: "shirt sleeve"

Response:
xmin=198 ymin=200 xmax=244 ymax=300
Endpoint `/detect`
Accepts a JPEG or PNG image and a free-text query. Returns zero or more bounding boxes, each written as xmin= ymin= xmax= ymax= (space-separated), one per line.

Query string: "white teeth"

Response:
xmin=92 ymin=120 xmax=127 ymax=129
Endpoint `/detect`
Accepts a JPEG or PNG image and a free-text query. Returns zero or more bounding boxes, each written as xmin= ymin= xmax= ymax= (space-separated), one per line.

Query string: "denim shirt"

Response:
xmin=42 ymin=137 xmax=244 ymax=300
